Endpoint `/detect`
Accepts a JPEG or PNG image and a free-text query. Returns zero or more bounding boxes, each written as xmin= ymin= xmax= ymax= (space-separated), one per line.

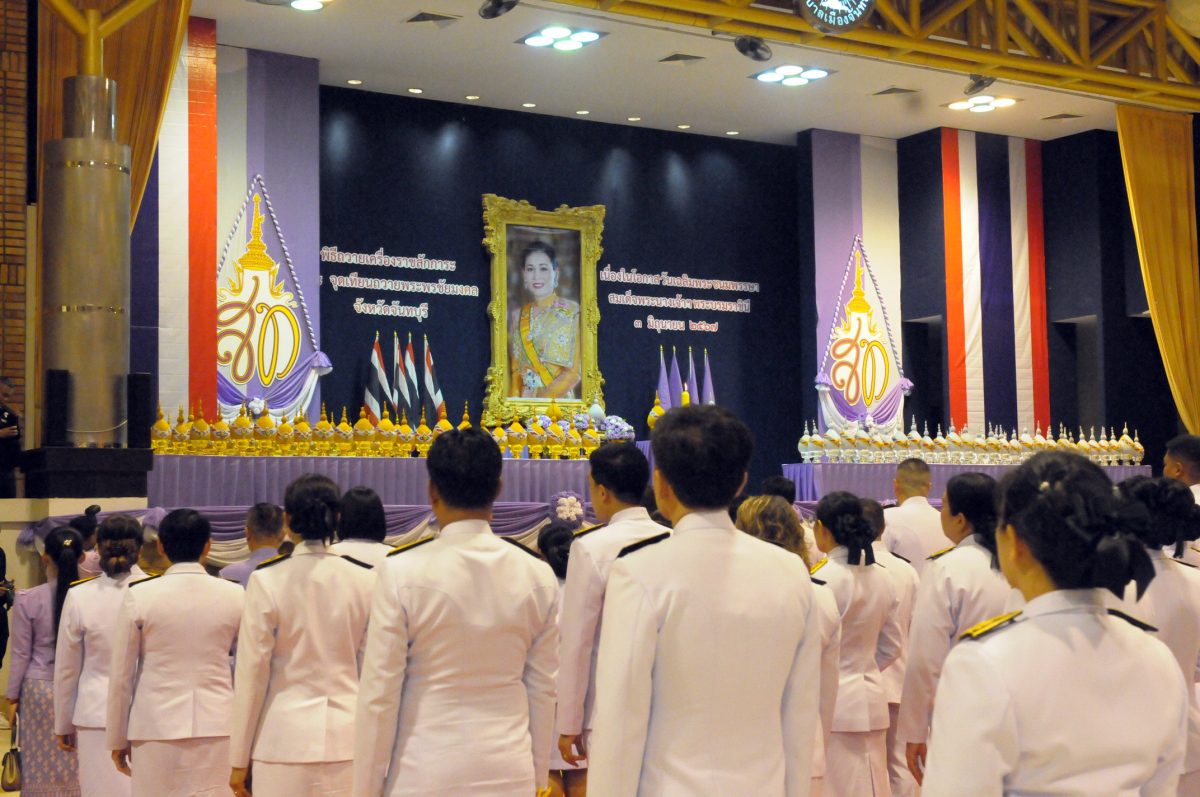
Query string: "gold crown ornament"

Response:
xmin=189 ymin=400 xmax=211 ymax=454
xmin=313 ymin=404 xmax=335 ymax=456
xmin=581 ymin=416 xmax=602 ymax=459
xmin=151 ymin=403 xmax=172 ymax=453
xmin=526 ymin=416 xmax=546 ymax=459
xmin=253 ymin=400 xmax=277 ymax=456
xmin=507 ymin=419 xmax=527 ymax=459
xmin=433 ymin=405 xmax=454 ymax=440
xmin=396 ymin=409 xmax=415 ymax=458
xmin=335 ymin=407 xmax=355 ymax=455
xmin=231 ymin=403 xmax=254 ymax=455
xmin=458 ymin=402 xmax=472 ymax=431
xmin=491 ymin=422 xmax=508 ymax=454
xmin=375 ymin=406 xmax=397 ymax=456
xmin=353 ymin=406 xmax=376 ymax=455
xmin=291 ymin=409 xmax=312 ymax=455
xmin=647 ymin=391 xmax=666 ymax=430
xmin=275 ymin=411 xmax=294 ymax=456
xmin=414 ymin=408 xmax=434 ymax=457
xmin=565 ymin=420 xmax=583 ymax=460
xmin=545 ymin=419 xmax=565 ymax=460
xmin=172 ymin=407 xmax=192 ymax=454
xmin=209 ymin=411 xmax=232 ymax=455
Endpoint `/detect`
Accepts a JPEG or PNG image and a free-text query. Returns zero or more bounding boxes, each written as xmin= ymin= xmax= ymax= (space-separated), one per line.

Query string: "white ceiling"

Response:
xmin=194 ymin=0 xmax=1118 ymax=144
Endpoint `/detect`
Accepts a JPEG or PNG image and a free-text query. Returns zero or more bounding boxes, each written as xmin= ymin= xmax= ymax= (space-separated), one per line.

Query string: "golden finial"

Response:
xmin=681 ymin=386 xmax=691 ymax=406
xmin=846 ymin=248 xmax=871 ymax=315
xmin=237 ymin=195 xmax=272 ymax=270
xmin=647 ymin=390 xmax=666 ymax=430
xmin=340 ymin=407 xmax=350 ymax=425
xmin=548 ymin=398 xmax=563 ymax=422
xmin=459 ymin=402 xmax=472 ymax=431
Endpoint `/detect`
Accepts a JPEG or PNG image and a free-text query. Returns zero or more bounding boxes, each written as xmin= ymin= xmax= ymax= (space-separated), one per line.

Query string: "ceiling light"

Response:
xmin=575 ymin=110 xmax=590 ymax=115
xmin=948 ymin=100 xmax=972 ymax=110
xmin=520 ymin=27 xmax=606 ymax=50
xmin=756 ymin=71 xmax=784 ymax=83
xmin=408 ymin=88 xmax=424 ymax=94
xmin=800 ymin=68 xmax=829 ymax=80
xmin=782 ymin=77 xmax=809 ymax=87
xmin=734 ymin=35 xmax=772 ymax=62
xmin=964 ymin=73 xmax=996 ymax=96
xmin=570 ymin=30 xmax=600 ymax=42
xmin=969 ymin=104 xmax=995 ymax=113
xmin=346 ymin=79 xmax=363 ymax=86
xmin=677 ymin=124 xmax=691 ymax=129
xmin=553 ymin=40 xmax=583 ymax=51
xmin=479 ymin=0 xmax=518 ymax=19
xmin=524 ymin=35 xmax=553 ymax=46
xmin=969 ymin=95 xmax=995 ymax=104
xmin=992 ymin=97 xmax=1017 ymax=107
xmin=627 ymin=116 xmax=642 ymax=122
xmin=541 ymin=26 xmax=572 ymax=38
xmin=775 ymin=65 xmax=803 ymax=76
xmin=289 ymin=0 xmax=323 ymax=11
xmin=726 ymin=131 xmax=740 ymax=136
xmin=465 ymin=95 xmax=480 ymax=101
xmin=522 ymin=102 xmax=537 ymax=108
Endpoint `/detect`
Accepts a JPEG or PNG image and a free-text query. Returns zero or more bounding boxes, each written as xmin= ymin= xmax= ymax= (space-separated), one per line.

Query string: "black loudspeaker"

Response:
xmin=126 ymin=373 xmax=153 ymax=449
xmin=43 ymin=369 xmax=70 ymax=448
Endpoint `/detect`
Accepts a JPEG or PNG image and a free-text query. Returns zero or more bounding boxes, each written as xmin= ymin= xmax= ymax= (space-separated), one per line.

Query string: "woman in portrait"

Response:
xmin=509 ymin=240 xmax=582 ymax=399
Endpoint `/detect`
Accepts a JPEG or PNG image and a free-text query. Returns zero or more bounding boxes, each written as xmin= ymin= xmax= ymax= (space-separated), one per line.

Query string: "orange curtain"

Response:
xmin=37 ymin=0 xmax=191 ymax=227
xmin=1116 ymin=105 xmax=1200 ymax=433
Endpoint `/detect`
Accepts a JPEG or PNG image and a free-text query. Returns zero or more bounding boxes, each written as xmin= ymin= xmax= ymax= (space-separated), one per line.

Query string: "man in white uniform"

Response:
xmin=354 ymin=428 xmax=560 ymax=797
xmin=557 ymin=442 xmax=666 ymax=775
xmin=588 ymin=405 xmax=822 ymax=797
xmin=884 ymin=458 xmax=951 ymax=576
xmin=106 ymin=509 xmax=244 ymax=797
xmin=1164 ymin=435 xmax=1200 ymax=565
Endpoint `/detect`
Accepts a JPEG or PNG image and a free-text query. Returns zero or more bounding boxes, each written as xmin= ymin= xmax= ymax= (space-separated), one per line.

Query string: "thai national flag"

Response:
xmin=363 ymin=332 xmax=391 ymax=424
xmin=392 ymin=332 xmax=410 ymax=418
xmin=423 ymin=335 xmax=446 ymax=421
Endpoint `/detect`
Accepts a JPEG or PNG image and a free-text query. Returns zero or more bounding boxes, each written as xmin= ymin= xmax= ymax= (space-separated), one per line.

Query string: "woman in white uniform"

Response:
xmin=923 ymin=452 xmax=1189 ymax=796
xmin=897 ymin=472 xmax=1015 ymax=782
xmin=54 ymin=515 xmax=145 ymax=797
xmin=230 ymin=474 xmax=375 ymax=797
xmin=811 ymin=491 xmax=902 ymax=797
xmin=1118 ymin=476 xmax=1200 ymax=796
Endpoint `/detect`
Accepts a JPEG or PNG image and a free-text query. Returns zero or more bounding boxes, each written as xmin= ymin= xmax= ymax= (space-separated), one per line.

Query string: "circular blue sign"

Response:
xmin=800 ymin=0 xmax=876 ymax=33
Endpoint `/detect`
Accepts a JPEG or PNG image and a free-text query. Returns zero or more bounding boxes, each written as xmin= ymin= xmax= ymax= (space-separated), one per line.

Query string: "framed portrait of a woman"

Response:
xmin=482 ymin=194 xmax=605 ymax=424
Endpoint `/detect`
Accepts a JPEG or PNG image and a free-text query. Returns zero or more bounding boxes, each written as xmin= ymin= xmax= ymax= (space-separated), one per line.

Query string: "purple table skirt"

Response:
xmin=148 ymin=454 xmax=591 ymax=507
xmin=781 ymin=462 xmax=1153 ymax=502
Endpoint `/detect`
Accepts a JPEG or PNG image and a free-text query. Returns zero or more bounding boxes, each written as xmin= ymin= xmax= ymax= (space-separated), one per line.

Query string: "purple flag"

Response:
xmin=668 ymin=347 xmax=684 ymax=409
xmin=687 ymin=347 xmax=700 ymax=404
xmin=657 ymin=346 xmax=673 ymax=410
xmin=702 ymin=348 xmax=716 ymax=405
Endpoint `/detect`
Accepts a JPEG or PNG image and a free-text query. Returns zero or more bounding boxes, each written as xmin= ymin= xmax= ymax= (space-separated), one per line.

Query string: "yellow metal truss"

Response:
xmin=551 ymin=0 xmax=1200 ymax=110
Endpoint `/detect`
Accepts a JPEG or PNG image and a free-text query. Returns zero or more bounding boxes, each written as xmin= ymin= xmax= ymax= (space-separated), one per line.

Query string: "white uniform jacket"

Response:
xmin=810 ymin=579 xmax=842 ymax=779
xmin=1117 ymin=550 xmax=1200 ymax=775
xmin=814 ymin=546 xmax=903 ymax=733
xmin=871 ymin=541 xmax=919 ymax=704
xmin=105 ymin=563 xmax=244 ymax=749
xmin=330 ymin=538 xmax=393 ymax=569
xmin=588 ymin=510 xmax=822 ymax=797
xmin=557 ymin=506 xmax=667 ymax=736
xmin=353 ymin=520 xmax=560 ymax=797
xmin=54 ymin=566 xmax=144 ymax=734
xmin=231 ymin=540 xmax=374 ymax=767
xmin=923 ymin=589 xmax=1188 ymax=796
xmin=883 ymin=496 xmax=951 ymax=577
xmin=895 ymin=533 xmax=1016 ymax=746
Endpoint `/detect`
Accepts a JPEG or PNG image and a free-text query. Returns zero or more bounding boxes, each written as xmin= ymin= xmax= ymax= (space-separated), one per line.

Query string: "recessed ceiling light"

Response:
xmin=969 ymin=104 xmax=995 ymax=113
xmin=992 ymin=97 xmax=1017 ymax=107
xmin=346 ymin=79 xmax=363 ymax=86
xmin=726 ymin=131 xmax=740 ymax=136
xmin=541 ymin=26 xmax=572 ymax=39
xmin=782 ymin=77 xmax=809 ymax=87
xmin=522 ymin=102 xmax=537 ymax=108
xmin=970 ymin=95 xmax=995 ymax=105
xmin=465 ymin=95 xmax=481 ymax=101
xmin=677 ymin=124 xmax=691 ymax=129
xmin=553 ymin=40 xmax=583 ymax=51
xmin=290 ymin=0 xmax=323 ymax=11
xmin=756 ymin=71 xmax=784 ymax=83
xmin=408 ymin=88 xmax=424 ymax=95
xmin=775 ymin=65 xmax=803 ymax=76
xmin=524 ymin=35 xmax=554 ymax=47
xmin=627 ymin=116 xmax=642 ymax=122
xmin=948 ymin=100 xmax=973 ymax=110
xmin=800 ymin=68 xmax=829 ymax=80
xmin=571 ymin=30 xmax=600 ymax=42
xmin=575 ymin=110 xmax=590 ymax=115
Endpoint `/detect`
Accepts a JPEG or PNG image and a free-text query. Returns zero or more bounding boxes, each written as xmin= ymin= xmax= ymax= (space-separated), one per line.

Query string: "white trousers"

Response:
xmin=887 ymin=703 xmax=919 ymax=797
xmin=131 ymin=736 xmax=230 ymax=797
xmin=251 ymin=759 xmax=353 ymax=797
xmin=825 ymin=729 xmax=892 ymax=797
xmin=77 ymin=727 xmax=131 ymax=797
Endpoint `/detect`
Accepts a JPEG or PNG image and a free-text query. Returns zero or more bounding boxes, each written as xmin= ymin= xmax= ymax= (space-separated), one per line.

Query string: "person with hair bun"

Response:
xmin=1117 ymin=476 xmax=1200 ymax=795
xmin=811 ymin=490 xmax=903 ymax=797
xmin=54 ymin=515 xmax=145 ymax=796
xmin=922 ymin=452 xmax=1188 ymax=795
xmin=897 ymin=472 xmax=1016 ymax=784
xmin=230 ymin=473 xmax=374 ymax=797
xmin=330 ymin=486 xmax=391 ymax=569
xmin=69 ymin=505 xmax=103 ymax=578
xmin=6 ymin=526 xmax=84 ymax=796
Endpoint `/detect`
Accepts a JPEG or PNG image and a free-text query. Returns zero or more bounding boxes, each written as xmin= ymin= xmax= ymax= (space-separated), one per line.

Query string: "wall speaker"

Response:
xmin=43 ymin=369 xmax=70 ymax=448
xmin=126 ymin=373 xmax=153 ymax=449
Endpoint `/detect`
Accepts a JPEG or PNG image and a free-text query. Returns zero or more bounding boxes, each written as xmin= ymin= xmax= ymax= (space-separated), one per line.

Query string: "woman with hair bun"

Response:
xmin=6 ymin=526 xmax=84 ymax=796
xmin=53 ymin=515 xmax=144 ymax=796
xmin=229 ymin=474 xmax=375 ymax=797
xmin=922 ymin=452 xmax=1188 ymax=795
xmin=1117 ymin=475 xmax=1200 ymax=795
xmin=897 ymin=472 xmax=1017 ymax=783
xmin=812 ymin=490 xmax=903 ymax=797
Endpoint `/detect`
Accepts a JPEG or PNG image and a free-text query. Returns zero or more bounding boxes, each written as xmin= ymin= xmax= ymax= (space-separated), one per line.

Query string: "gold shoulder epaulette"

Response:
xmin=129 ymin=574 xmax=161 ymax=588
xmin=928 ymin=546 xmax=955 ymax=561
xmin=503 ymin=537 xmax=542 ymax=558
xmin=959 ymin=610 xmax=1022 ymax=640
xmin=255 ymin=552 xmax=292 ymax=570
xmin=573 ymin=522 xmax=606 ymax=538
xmin=809 ymin=558 xmax=828 ymax=575
xmin=387 ymin=536 xmax=435 ymax=557
xmin=69 ymin=575 xmax=99 ymax=587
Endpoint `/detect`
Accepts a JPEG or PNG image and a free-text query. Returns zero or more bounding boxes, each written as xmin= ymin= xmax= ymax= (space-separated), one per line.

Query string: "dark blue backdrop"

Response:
xmin=319 ymin=88 xmax=807 ymax=485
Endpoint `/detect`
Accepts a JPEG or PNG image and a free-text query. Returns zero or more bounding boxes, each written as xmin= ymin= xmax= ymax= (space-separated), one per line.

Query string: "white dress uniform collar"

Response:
xmin=826 ymin=545 xmax=851 ymax=563
xmin=955 ymin=533 xmax=989 ymax=552
xmin=292 ymin=540 xmax=335 ymax=556
xmin=900 ymin=495 xmax=933 ymax=509
xmin=672 ymin=509 xmax=736 ymax=534
xmin=439 ymin=519 xmax=491 ymax=537
xmin=609 ymin=506 xmax=653 ymax=525
xmin=1021 ymin=588 xmax=1105 ymax=620
xmin=164 ymin=562 xmax=208 ymax=576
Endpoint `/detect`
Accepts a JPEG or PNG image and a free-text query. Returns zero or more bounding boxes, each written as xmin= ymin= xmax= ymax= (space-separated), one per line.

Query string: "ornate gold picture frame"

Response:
xmin=482 ymin=194 xmax=605 ymax=425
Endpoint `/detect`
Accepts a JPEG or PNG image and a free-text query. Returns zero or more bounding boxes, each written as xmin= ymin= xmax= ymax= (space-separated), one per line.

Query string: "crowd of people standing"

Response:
xmin=2 ymin=405 xmax=1200 ymax=796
